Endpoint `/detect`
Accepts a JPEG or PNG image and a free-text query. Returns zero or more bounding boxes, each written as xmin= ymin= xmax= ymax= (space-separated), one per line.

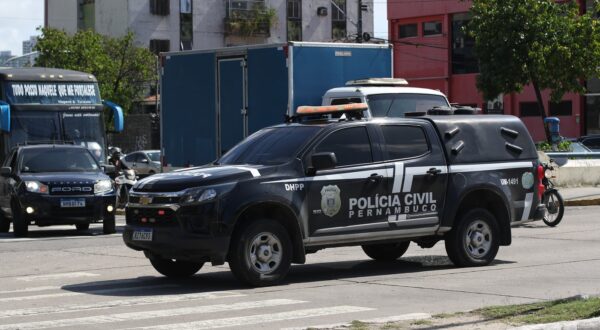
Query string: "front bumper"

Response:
xmin=18 ymin=193 xmax=116 ymax=225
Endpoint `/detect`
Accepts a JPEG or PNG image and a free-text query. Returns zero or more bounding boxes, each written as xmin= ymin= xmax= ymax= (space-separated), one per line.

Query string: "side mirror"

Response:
xmin=102 ymin=164 xmax=116 ymax=174
xmin=311 ymin=152 xmax=337 ymax=172
xmin=140 ymin=158 xmax=149 ymax=164
xmin=0 ymin=166 xmax=12 ymax=176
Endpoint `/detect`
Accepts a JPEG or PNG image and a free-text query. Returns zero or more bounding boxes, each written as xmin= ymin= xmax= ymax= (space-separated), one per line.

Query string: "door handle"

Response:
xmin=426 ymin=167 xmax=442 ymax=175
xmin=368 ymin=173 xmax=383 ymax=183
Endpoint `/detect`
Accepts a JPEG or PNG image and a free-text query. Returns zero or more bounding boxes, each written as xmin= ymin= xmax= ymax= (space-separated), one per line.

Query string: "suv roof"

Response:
xmin=323 ymin=86 xmax=447 ymax=97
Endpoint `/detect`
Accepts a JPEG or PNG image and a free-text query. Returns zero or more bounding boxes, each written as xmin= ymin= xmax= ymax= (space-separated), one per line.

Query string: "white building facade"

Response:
xmin=45 ymin=0 xmax=374 ymax=53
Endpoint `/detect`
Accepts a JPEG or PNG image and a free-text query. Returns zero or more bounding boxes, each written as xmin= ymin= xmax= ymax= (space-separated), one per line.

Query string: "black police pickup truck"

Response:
xmin=124 ymin=104 xmax=546 ymax=286
xmin=0 ymin=145 xmax=116 ymax=237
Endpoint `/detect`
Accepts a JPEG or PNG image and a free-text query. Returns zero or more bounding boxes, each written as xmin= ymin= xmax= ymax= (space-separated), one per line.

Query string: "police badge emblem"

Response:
xmin=320 ymin=185 xmax=341 ymax=217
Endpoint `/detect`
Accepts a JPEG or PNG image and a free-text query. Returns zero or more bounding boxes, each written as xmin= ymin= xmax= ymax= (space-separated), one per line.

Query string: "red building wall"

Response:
xmin=388 ymin=0 xmax=584 ymax=142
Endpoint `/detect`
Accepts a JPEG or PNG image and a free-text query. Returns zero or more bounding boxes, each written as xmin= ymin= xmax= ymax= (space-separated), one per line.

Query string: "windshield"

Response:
xmin=147 ymin=152 xmax=160 ymax=162
xmin=63 ymin=112 xmax=106 ymax=164
xmin=9 ymin=111 xmax=61 ymax=147
xmin=367 ymin=93 xmax=450 ymax=117
xmin=20 ymin=148 xmax=100 ymax=173
xmin=218 ymin=126 xmax=321 ymax=165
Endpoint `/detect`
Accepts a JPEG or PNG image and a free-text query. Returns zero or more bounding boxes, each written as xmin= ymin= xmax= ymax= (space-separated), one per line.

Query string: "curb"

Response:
xmin=511 ymin=316 xmax=600 ymax=330
xmin=281 ymin=313 xmax=431 ymax=330
xmin=564 ymin=198 xmax=600 ymax=206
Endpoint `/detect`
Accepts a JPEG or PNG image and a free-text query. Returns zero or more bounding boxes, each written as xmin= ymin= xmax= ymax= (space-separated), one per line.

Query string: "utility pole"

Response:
xmin=357 ymin=0 xmax=363 ymax=43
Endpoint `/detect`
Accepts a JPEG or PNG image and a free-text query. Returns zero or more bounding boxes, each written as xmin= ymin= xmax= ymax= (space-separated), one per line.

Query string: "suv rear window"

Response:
xmin=367 ymin=93 xmax=449 ymax=117
xmin=381 ymin=125 xmax=429 ymax=160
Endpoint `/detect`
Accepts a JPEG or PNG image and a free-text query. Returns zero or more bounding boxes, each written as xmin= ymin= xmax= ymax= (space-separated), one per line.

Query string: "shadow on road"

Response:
xmin=0 ymin=224 xmax=124 ymax=240
xmin=61 ymin=256 xmax=514 ymax=296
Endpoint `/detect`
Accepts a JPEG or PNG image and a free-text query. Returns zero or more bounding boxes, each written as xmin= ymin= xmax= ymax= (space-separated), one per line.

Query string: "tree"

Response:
xmin=34 ymin=27 xmax=156 ymax=117
xmin=469 ymin=0 xmax=600 ymax=141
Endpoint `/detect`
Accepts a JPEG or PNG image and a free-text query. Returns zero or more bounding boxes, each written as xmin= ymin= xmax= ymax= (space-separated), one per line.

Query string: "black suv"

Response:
xmin=0 ymin=145 xmax=116 ymax=237
xmin=124 ymin=106 xmax=546 ymax=286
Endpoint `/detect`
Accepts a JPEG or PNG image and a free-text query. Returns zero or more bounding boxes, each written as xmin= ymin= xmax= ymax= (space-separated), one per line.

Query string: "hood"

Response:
xmin=20 ymin=171 xmax=109 ymax=185
xmin=133 ymin=165 xmax=264 ymax=192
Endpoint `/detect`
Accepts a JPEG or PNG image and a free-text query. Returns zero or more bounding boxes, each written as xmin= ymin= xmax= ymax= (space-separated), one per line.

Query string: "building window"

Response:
xmin=180 ymin=0 xmax=193 ymax=50
xmin=77 ymin=0 xmax=95 ymax=31
xmin=549 ymin=101 xmax=572 ymax=116
xmin=398 ymin=23 xmax=417 ymax=38
xmin=451 ymin=13 xmax=478 ymax=74
xmin=287 ymin=0 xmax=302 ymax=41
xmin=150 ymin=0 xmax=170 ymax=16
xmin=520 ymin=102 xmax=541 ymax=117
xmin=149 ymin=39 xmax=170 ymax=55
xmin=423 ymin=21 xmax=442 ymax=36
xmin=331 ymin=0 xmax=346 ymax=40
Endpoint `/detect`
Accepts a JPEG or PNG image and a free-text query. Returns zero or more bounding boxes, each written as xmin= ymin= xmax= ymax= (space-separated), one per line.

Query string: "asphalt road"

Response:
xmin=0 ymin=206 xmax=599 ymax=330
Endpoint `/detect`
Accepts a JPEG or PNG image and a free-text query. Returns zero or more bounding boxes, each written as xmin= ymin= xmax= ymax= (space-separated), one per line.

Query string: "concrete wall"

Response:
xmin=109 ymin=114 xmax=159 ymax=153
xmin=128 ymin=0 xmax=179 ymax=50
xmin=539 ymin=152 xmax=600 ymax=187
xmin=46 ymin=0 xmax=78 ymax=33
xmin=193 ymin=0 xmax=226 ymax=49
xmin=95 ymin=1 xmax=129 ymax=37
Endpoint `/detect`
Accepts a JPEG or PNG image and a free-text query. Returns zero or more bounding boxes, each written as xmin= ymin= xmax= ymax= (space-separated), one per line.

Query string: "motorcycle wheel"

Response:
xmin=543 ymin=190 xmax=564 ymax=227
xmin=117 ymin=185 xmax=129 ymax=209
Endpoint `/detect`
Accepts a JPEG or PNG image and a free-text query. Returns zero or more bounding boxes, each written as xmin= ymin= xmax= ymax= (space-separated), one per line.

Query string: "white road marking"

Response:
xmin=282 ymin=312 xmax=431 ymax=330
xmin=128 ymin=305 xmax=374 ymax=330
xmin=16 ymin=272 xmax=99 ymax=282
xmin=0 ymin=283 xmax=178 ymax=303
xmin=0 ymin=291 xmax=244 ymax=319
xmin=0 ymin=299 xmax=305 ymax=330
xmin=0 ymin=286 xmax=58 ymax=295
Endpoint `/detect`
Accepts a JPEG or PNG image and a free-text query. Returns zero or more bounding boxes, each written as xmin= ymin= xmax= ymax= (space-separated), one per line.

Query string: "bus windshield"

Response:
xmin=63 ymin=112 xmax=106 ymax=164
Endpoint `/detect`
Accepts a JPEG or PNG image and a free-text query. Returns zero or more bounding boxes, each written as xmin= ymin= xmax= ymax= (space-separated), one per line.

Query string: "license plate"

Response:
xmin=139 ymin=196 xmax=153 ymax=205
xmin=60 ymin=198 xmax=86 ymax=208
xmin=132 ymin=229 xmax=153 ymax=241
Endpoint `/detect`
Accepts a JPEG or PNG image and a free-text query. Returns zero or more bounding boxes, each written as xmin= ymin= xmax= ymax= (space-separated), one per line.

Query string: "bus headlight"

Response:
xmin=25 ymin=181 xmax=49 ymax=194
xmin=94 ymin=180 xmax=113 ymax=194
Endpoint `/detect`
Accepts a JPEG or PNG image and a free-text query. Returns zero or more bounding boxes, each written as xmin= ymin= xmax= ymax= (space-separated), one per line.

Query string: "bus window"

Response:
xmin=63 ymin=112 xmax=106 ymax=164
xmin=9 ymin=112 xmax=61 ymax=147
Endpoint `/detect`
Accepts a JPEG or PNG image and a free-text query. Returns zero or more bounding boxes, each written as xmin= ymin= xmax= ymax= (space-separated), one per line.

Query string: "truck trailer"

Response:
xmin=160 ymin=42 xmax=392 ymax=169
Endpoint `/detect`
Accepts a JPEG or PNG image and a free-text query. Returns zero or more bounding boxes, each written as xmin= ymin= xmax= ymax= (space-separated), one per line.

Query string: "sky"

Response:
xmin=0 ymin=0 xmax=387 ymax=56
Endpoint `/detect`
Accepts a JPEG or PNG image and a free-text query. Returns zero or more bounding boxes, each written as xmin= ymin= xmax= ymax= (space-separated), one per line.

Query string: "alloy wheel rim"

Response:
xmin=464 ymin=220 xmax=492 ymax=259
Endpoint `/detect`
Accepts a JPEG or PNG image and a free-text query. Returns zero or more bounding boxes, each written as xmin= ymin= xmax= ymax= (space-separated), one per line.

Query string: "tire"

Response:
xmin=149 ymin=257 xmax=204 ymax=278
xmin=75 ymin=223 xmax=90 ymax=231
xmin=11 ymin=203 xmax=28 ymax=238
xmin=0 ymin=213 xmax=10 ymax=233
xmin=543 ymin=190 xmax=564 ymax=227
xmin=103 ymin=213 xmax=116 ymax=234
xmin=361 ymin=241 xmax=410 ymax=261
xmin=445 ymin=208 xmax=500 ymax=267
xmin=148 ymin=170 xmax=155 ymax=175
xmin=228 ymin=219 xmax=293 ymax=286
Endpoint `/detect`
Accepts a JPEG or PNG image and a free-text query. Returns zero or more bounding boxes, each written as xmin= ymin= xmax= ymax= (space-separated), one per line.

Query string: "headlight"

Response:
xmin=25 ymin=181 xmax=49 ymax=194
xmin=180 ymin=188 xmax=217 ymax=204
xmin=94 ymin=179 xmax=113 ymax=194
xmin=545 ymin=169 xmax=553 ymax=179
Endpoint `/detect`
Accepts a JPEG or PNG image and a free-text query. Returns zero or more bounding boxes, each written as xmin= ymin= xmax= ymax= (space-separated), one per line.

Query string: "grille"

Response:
xmin=49 ymin=185 xmax=95 ymax=196
xmin=126 ymin=207 xmax=177 ymax=226
xmin=129 ymin=196 xmax=179 ymax=204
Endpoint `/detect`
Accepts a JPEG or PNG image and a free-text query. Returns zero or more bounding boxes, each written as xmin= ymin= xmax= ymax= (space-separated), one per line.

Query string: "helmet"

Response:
xmin=110 ymin=147 xmax=122 ymax=158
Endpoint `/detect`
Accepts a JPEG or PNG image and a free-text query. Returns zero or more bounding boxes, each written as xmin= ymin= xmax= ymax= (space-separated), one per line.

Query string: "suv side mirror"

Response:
xmin=0 ymin=166 xmax=12 ymax=176
xmin=311 ymin=152 xmax=337 ymax=172
xmin=140 ymin=158 xmax=149 ymax=164
xmin=102 ymin=164 xmax=116 ymax=174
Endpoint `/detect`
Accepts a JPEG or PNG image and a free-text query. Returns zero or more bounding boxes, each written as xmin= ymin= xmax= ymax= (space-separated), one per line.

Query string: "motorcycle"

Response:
xmin=541 ymin=159 xmax=564 ymax=227
xmin=115 ymin=169 xmax=137 ymax=209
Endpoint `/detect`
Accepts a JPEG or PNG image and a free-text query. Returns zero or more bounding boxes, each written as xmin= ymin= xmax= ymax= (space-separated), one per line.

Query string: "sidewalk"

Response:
xmin=558 ymin=186 xmax=600 ymax=206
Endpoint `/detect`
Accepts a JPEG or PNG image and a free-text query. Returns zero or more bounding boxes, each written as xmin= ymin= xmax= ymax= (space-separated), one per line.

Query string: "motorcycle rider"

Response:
xmin=108 ymin=147 xmax=128 ymax=179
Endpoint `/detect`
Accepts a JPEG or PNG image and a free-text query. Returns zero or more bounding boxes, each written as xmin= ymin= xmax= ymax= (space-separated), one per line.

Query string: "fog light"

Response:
xmin=107 ymin=205 xmax=114 ymax=213
xmin=26 ymin=207 xmax=34 ymax=214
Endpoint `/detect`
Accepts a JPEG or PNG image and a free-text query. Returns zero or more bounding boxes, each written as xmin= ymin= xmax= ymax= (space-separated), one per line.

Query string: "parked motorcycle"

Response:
xmin=115 ymin=169 xmax=137 ymax=209
xmin=542 ymin=160 xmax=564 ymax=227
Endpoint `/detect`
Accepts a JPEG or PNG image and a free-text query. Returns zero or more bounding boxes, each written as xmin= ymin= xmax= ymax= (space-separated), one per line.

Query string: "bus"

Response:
xmin=0 ymin=67 xmax=124 ymax=164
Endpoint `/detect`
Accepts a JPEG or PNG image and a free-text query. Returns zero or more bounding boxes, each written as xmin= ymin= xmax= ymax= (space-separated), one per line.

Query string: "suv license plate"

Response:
xmin=60 ymin=198 xmax=86 ymax=208
xmin=132 ymin=229 xmax=153 ymax=241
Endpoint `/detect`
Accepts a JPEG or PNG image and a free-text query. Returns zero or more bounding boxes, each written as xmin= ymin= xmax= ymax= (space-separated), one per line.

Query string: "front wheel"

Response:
xmin=229 ymin=219 xmax=292 ymax=286
xmin=445 ymin=208 xmax=499 ymax=267
xmin=149 ymin=257 xmax=204 ymax=277
xmin=543 ymin=190 xmax=564 ymax=227
xmin=362 ymin=241 xmax=410 ymax=261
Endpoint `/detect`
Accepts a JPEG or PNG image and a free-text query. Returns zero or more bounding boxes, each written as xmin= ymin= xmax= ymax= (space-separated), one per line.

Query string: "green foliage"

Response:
xmin=34 ymin=27 xmax=156 ymax=116
xmin=226 ymin=4 xmax=277 ymax=37
xmin=536 ymin=140 xmax=571 ymax=152
xmin=469 ymin=0 xmax=600 ymax=102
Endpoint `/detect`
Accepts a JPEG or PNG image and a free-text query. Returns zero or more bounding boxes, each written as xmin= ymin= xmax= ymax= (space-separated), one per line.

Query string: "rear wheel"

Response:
xmin=75 ymin=223 xmax=90 ymax=231
xmin=103 ymin=214 xmax=116 ymax=234
xmin=361 ymin=241 xmax=410 ymax=261
xmin=543 ymin=190 xmax=564 ymax=227
xmin=11 ymin=203 xmax=28 ymax=238
xmin=445 ymin=208 xmax=499 ymax=267
xmin=149 ymin=257 xmax=204 ymax=277
xmin=229 ymin=219 xmax=292 ymax=286
xmin=0 ymin=213 xmax=10 ymax=233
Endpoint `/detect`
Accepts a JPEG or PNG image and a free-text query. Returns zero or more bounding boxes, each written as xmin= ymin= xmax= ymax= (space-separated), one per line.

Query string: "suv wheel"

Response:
xmin=445 ymin=208 xmax=499 ymax=267
xmin=361 ymin=241 xmax=410 ymax=261
xmin=0 ymin=213 xmax=10 ymax=233
xmin=103 ymin=214 xmax=116 ymax=234
xmin=75 ymin=223 xmax=90 ymax=231
xmin=229 ymin=219 xmax=292 ymax=286
xmin=11 ymin=203 xmax=28 ymax=237
xmin=149 ymin=257 xmax=204 ymax=277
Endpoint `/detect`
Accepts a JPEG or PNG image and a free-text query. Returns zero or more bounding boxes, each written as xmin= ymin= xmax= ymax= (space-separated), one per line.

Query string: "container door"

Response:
xmin=217 ymin=57 xmax=247 ymax=156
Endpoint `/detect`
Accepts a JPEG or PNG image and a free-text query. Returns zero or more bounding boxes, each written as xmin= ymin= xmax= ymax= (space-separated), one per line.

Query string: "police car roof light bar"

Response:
xmin=296 ymin=103 xmax=369 ymax=116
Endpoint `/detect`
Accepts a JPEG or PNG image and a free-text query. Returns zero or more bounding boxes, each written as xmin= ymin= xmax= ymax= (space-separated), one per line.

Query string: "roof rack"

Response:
xmin=345 ymin=78 xmax=409 ymax=87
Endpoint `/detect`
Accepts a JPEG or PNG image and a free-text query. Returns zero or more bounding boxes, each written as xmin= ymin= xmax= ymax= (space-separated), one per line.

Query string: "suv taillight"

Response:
xmin=537 ymin=165 xmax=545 ymax=199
